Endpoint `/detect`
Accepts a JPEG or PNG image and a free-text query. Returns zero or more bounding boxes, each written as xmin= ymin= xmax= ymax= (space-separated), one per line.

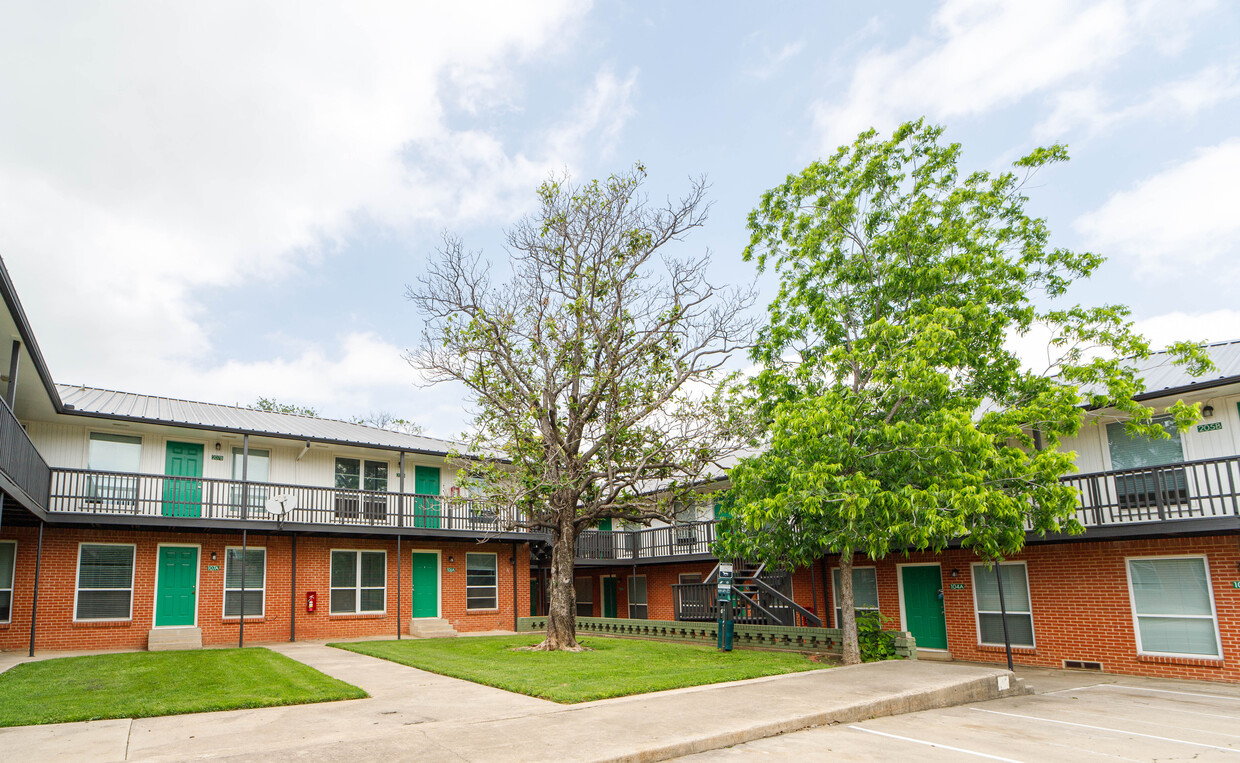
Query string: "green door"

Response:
xmin=597 ymin=518 xmax=612 ymax=532
xmin=162 ymin=441 xmax=204 ymax=517
xmin=155 ymin=546 xmax=198 ymax=626
xmin=413 ymin=466 xmax=441 ymax=528
xmin=410 ymin=551 xmax=439 ymax=618
xmin=901 ymin=565 xmax=948 ymax=650
xmin=602 ymin=577 xmax=618 ymax=618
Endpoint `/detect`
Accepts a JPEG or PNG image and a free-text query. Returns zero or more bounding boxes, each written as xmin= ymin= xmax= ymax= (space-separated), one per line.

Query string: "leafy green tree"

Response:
xmin=248 ymin=397 xmax=318 ymax=417
xmin=350 ymin=411 xmax=424 ymax=435
xmin=717 ymin=120 xmax=1210 ymax=664
xmin=407 ymin=166 xmax=757 ymax=651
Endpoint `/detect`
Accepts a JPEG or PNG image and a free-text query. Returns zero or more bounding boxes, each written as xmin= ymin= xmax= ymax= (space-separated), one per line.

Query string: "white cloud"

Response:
xmin=0 ymin=2 xmax=646 ymax=432
xmin=1035 ymin=63 xmax=1240 ymax=140
xmin=812 ymin=0 xmax=1196 ymax=153
xmin=1132 ymin=310 xmax=1240 ymax=349
xmin=1073 ymin=138 xmax=1240 ymax=274
xmin=748 ymin=40 xmax=806 ymax=80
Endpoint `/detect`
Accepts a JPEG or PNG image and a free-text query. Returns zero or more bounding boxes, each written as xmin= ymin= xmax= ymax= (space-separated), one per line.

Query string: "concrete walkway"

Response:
xmin=0 ymin=645 xmax=1021 ymax=762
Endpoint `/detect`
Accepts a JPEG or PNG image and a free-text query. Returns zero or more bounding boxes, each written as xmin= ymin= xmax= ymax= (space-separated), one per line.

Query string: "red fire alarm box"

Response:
xmin=306 ymin=591 xmax=317 ymax=613
xmin=450 ymin=486 xmax=461 ymax=497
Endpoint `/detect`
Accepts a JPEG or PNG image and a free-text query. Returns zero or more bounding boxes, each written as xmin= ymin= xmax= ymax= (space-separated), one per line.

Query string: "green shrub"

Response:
xmin=856 ymin=612 xmax=900 ymax=662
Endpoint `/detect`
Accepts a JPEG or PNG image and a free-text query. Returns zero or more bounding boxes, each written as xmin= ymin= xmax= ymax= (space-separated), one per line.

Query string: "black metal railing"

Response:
xmin=47 ymin=468 xmax=527 ymax=533
xmin=575 ymin=520 xmax=717 ymax=561
xmin=1061 ymin=455 xmax=1240 ymax=526
xmin=0 ymin=396 xmax=50 ymax=509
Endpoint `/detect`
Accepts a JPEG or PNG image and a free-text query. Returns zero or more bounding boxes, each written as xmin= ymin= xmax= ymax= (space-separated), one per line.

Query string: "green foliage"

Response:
xmin=0 ymin=649 xmax=366 ymax=727
xmin=856 ymin=612 xmax=899 ymax=662
xmin=333 ymin=634 xmax=825 ymax=703
xmin=248 ymin=397 xmax=318 ymax=418
xmin=719 ymin=119 xmax=1212 ymax=573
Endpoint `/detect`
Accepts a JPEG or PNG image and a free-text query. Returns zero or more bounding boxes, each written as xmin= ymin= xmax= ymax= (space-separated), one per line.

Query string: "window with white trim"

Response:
xmin=832 ymin=567 xmax=879 ymax=626
xmin=972 ymin=562 xmax=1034 ymax=647
xmin=466 ymin=553 xmax=498 ymax=610
xmin=0 ymin=541 xmax=14 ymax=624
xmin=75 ymin=543 xmax=135 ymax=620
xmin=574 ymin=577 xmax=593 ymax=617
xmin=224 ymin=547 xmax=266 ymax=618
xmin=1127 ymin=556 xmax=1221 ymax=658
xmin=330 ymin=550 xmax=386 ymax=614
xmin=231 ymin=448 xmax=270 ymax=514
xmin=86 ymin=432 xmax=141 ymax=505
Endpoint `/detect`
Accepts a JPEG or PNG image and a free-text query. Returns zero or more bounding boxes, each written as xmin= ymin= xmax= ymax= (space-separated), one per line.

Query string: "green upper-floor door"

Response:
xmin=155 ymin=546 xmax=198 ymax=626
xmin=162 ymin=441 xmax=203 ymax=517
xmin=413 ymin=466 xmax=441 ymax=528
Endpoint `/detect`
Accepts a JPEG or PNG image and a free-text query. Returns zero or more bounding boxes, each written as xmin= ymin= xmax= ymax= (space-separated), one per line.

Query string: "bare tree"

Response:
xmin=406 ymin=166 xmax=757 ymax=650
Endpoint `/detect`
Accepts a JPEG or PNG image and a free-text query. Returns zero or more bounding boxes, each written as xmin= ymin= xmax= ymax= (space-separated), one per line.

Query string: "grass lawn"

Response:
xmin=332 ymin=634 xmax=828 ymax=703
xmin=0 ymin=648 xmax=367 ymax=727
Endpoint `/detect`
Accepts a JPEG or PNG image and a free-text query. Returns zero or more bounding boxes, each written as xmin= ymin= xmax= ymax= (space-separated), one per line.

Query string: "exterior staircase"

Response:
xmin=674 ymin=561 xmax=823 ymax=627
xmin=408 ymin=618 xmax=458 ymax=638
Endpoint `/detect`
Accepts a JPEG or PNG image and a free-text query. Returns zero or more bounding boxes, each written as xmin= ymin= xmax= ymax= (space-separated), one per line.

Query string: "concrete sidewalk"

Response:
xmin=0 ymin=645 xmax=1022 ymax=762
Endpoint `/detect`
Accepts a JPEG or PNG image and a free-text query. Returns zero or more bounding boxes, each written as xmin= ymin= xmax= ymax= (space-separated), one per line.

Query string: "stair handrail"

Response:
xmin=751 ymin=576 xmax=822 ymax=627
xmin=702 ymin=562 xmax=722 ymax=584
xmin=731 ymin=588 xmax=784 ymax=625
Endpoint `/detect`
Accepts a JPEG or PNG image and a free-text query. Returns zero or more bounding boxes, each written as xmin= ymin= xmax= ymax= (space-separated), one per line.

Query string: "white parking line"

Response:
xmin=1107 ymin=684 xmax=1240 ymax=702
xmin=848 ymin=725 xmax=1025 ymax=762
xmin=971 ymin=708 xmax=1240 ymax=754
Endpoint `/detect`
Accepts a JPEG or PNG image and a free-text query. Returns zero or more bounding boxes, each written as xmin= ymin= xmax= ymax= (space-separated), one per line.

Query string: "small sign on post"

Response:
xmin=717 ymin=562 xmax=735 ymax=652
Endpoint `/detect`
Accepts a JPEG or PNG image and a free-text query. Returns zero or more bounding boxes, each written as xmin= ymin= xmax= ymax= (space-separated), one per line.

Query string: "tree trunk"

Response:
xmin=839 ymin=552 xmax=861 ymax=665
xmin=537 ymin=515 xmax=584 ymax=651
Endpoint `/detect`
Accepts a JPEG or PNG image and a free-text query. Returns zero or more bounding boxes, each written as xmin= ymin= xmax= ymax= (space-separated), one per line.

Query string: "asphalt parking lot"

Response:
xmin=681 ymin=666 xmax=1240 ymax=761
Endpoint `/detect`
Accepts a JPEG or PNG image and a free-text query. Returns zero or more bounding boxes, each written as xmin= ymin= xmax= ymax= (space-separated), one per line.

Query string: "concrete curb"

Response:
xmin=595 ymin=670 xmax=1028 ymax=763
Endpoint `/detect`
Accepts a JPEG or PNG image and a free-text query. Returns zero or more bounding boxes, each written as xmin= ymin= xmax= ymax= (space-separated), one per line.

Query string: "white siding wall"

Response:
xmin=25 ymin=418 xmax=456 ymax=495
xmin=1061 ymin=391 xmax=1240 ymax=472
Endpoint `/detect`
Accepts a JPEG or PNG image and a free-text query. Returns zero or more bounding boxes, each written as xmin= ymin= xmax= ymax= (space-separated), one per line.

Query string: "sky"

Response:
xmin=1 ymin=0 xmax=1238 ymax=439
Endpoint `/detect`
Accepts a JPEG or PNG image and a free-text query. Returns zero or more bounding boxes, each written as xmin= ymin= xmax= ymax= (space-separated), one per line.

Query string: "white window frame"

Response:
xmin=74 ymin=542 xmax=136 ymax=622
xmin=465 ymin=552 xmax=499 ymax=611
xmin=329 ymin=549 xmax=387 ymax=615
xmin=831 ymin=565 xmax=879 ymax=626
xmin=627 ymin=574 xmax=648 ymax=619
xmin=0 ymin=540 xmax=14 ymax=625
xmin=971 ymin=561 xmax=1035 ymax=648
xmin=1125 ymin=554 xmax=1223 ymax=659
xmin=223 ymin=546 xmax=266 ymax=620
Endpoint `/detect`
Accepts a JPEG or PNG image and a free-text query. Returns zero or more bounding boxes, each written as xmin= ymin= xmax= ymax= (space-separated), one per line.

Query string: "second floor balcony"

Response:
xmin=46 ymin=467 xmax=528 ymax=537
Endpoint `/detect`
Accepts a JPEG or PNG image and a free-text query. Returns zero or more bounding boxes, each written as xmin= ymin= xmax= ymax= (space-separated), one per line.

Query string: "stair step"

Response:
xmin=409 ymin=618 xmax=458 ymax=638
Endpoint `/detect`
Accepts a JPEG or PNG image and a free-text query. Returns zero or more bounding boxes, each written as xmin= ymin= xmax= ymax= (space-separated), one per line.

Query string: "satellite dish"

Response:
xmin=265 ymin=494 xmax=295 ymax=516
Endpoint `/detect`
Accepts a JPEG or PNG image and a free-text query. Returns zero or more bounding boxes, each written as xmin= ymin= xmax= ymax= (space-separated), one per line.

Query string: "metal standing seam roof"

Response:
xmin=1123 ymin=339 xmax=1240 ymax=397
xmin=56 ymin=384 xmax=463 ymax=455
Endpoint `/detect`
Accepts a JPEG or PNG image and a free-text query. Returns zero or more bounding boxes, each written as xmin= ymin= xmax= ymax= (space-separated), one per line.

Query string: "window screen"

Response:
xmin=0 ymin=541 xmax=13 ymax=623
xmin=574 ymin=577 xmax=593 ymax=617
xmin=76 ymin=544 xmax=135 ymax=620
xmin=466 ymin=553 xmax=498 ymax=610
xmin=330 ymin=550 xmax=385 ymax=614
xmin=224 ymin=548 xmax=266 ymax=617
xmin=973 ymin=563 xmax=1034 ymax=647
xmin=832 ymin=567 xmax=879 ymax=625
xmin=1128 ymin=557 xmax=1220 ymax=657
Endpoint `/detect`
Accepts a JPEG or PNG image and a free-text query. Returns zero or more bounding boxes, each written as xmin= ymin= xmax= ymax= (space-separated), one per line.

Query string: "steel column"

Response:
xmin=289 ymin=535 xmax=297 ymax=642
xmin=396 ymin=533 xmax=402 ymax=640
xmin=27 ymin=520 xmax=42 ymax=657
xmin=5 ymin=340 xmax=19 ymax=409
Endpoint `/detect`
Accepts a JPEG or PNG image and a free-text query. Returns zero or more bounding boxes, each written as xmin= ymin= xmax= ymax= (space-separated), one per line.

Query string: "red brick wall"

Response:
xmin=824 ymin=536 xmax=1240 ymax=682
xmin=0 ymin=525 xmax=531 ymax=652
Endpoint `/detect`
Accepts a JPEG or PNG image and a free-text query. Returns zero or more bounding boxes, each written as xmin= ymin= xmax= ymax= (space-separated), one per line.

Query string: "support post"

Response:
xmin=398 ymin=452 xmax=405 ymax=528
xmin=289 ymin=535 xmax=297 ymax=642
xmin=994 ymin=562 xmax=1014 ymax=672
xmin=5 ymin=340 xmax=20 ymax=409
xmin=0 ymin=493 xmax=6 ymax=539
xmin=28 ymin=520 xmax=42 ymax=657
xmin=396 ymin=533 xmax=402 ymax=640
xmin=808 ymin=561 xmax=818 ymax=621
